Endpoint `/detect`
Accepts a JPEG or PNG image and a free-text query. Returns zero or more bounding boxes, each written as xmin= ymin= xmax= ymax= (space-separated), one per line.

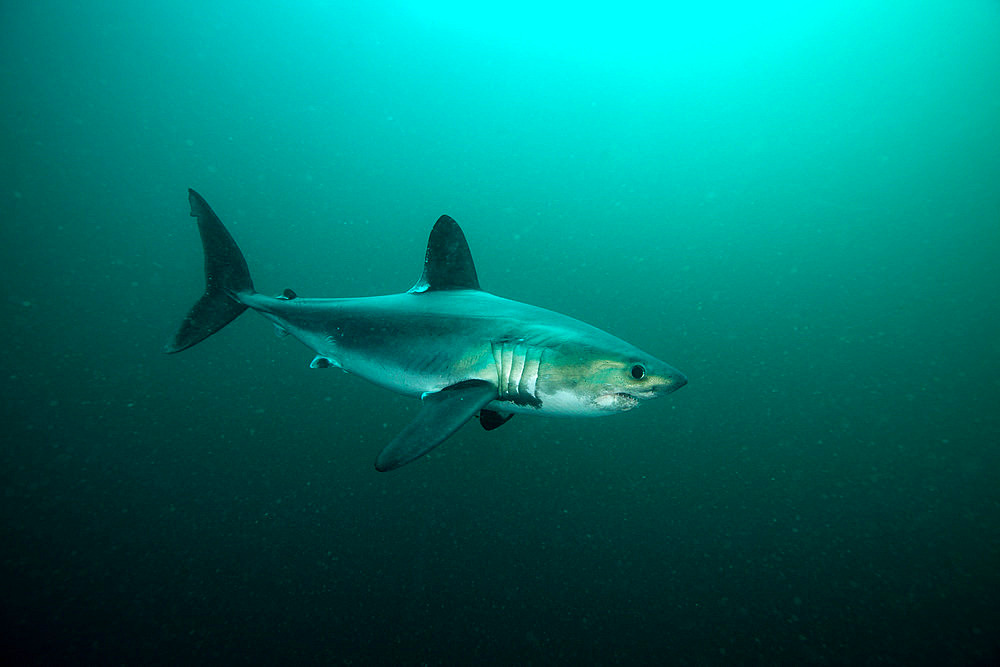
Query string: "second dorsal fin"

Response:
xmin=408 ymin=215 xmax=480 ymax=293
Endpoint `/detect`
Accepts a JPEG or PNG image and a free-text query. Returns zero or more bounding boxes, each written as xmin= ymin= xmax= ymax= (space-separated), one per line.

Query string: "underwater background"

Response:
xmin=2 ymin=1 xmax=999 ymax=664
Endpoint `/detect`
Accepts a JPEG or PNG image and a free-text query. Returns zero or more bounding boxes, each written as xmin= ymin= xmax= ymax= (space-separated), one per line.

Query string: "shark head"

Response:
xmin=535 ymin=339 xmax=688 ymax=416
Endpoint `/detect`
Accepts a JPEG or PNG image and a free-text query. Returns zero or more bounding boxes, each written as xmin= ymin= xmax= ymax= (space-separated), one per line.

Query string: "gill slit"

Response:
xmin=490 ymin=339 xmax=543 ymax=407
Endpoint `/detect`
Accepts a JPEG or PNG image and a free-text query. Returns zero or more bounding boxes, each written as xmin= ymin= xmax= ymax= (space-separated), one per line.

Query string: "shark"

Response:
xmin=166 ymin=190 xmax=688 ymax=471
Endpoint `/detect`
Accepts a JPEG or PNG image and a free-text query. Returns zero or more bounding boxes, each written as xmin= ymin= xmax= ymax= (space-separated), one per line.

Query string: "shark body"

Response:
xmin=167 ymin=190 xmax=687 ymax=470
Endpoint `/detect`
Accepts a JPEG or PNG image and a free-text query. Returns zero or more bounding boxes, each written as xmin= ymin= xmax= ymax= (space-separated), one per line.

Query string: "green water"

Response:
xmin=2 ymin=1 xmax=998 ymax=664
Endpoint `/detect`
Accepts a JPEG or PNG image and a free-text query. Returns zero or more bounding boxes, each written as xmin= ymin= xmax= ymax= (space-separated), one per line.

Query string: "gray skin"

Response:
xmin=167 ymin=189 xmax=687 ymax=470
xmin=243 ymin=289 xmax=687 ymax=418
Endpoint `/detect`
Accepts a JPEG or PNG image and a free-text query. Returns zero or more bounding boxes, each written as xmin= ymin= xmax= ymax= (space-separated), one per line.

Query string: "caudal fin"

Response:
xmin=164 ymin=189 xmax=255 ymax=353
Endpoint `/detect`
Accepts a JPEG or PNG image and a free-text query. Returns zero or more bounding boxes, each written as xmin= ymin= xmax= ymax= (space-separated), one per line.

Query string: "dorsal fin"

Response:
xmin=408 ymin=215 xmax=480 ymax=293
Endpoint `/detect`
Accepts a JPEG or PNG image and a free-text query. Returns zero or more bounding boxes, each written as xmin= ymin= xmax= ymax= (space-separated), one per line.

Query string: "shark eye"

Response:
xmin=630 ymin=364 xmax=646 ymax=380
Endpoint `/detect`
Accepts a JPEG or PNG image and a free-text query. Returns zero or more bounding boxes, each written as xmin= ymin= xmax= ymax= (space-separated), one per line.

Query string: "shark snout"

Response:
xmin=654 ymin=370 xmax=688 ymax=395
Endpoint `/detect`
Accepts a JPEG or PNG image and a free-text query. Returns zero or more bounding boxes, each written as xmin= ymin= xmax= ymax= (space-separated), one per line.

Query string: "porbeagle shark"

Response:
xmin=166 ymin=190 xmax=687 ymax=470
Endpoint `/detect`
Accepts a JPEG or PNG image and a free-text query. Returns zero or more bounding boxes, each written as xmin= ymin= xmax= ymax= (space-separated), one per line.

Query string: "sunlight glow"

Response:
xmin=404 ymin=0 xmax=823 ymax=60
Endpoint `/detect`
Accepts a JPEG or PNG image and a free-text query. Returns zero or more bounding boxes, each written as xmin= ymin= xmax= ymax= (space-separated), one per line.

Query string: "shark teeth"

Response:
xmin=594 ymin=393 xmax=640 ymax=411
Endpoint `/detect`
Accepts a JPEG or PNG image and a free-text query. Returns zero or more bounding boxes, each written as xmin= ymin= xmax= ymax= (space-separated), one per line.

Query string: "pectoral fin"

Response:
xmin=375 ymin=380 xmax=497 ymax=472
xmin=479 ymin=409 xmax=514 ymax=431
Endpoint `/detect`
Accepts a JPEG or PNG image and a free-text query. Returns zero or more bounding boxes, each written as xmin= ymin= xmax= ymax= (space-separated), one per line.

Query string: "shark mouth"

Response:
xmin=595 ymin=392 xmax=641 ymax=411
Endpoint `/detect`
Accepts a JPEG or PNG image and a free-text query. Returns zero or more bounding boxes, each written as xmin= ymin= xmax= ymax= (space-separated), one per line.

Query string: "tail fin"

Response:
xmin=164 ymin=189 xmax=255 ymax=354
